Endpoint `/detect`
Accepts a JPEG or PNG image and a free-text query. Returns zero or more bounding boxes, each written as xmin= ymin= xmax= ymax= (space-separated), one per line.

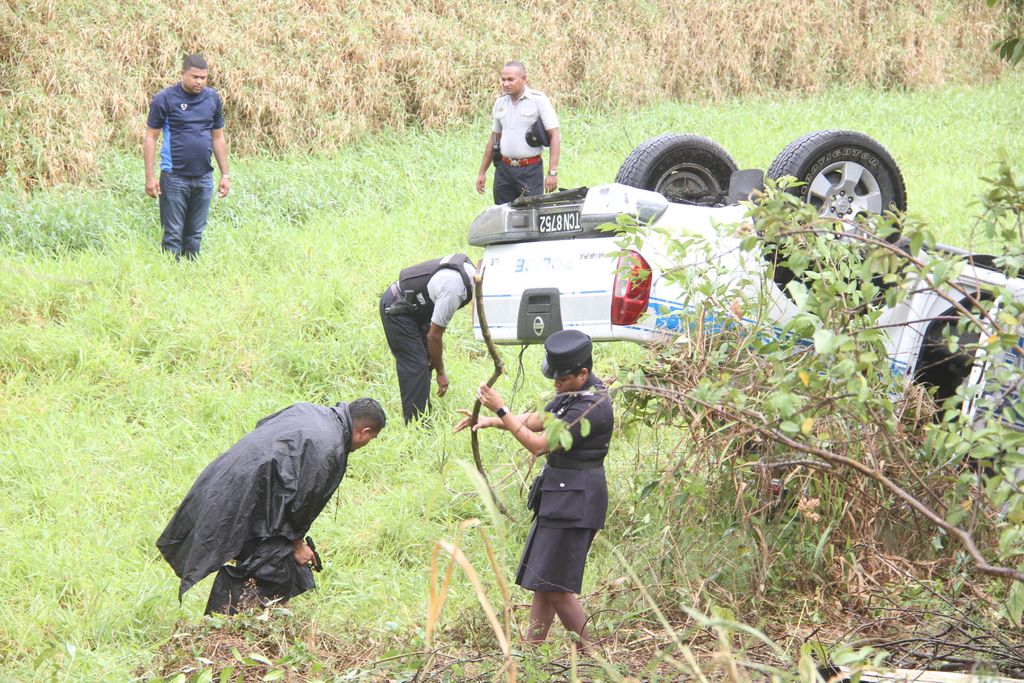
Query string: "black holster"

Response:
xmin=383 ymin=299 xmax=416 ymax=316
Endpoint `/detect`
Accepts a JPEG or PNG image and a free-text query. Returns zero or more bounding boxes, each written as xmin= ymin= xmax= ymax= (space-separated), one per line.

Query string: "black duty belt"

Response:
xmin=547 ymin=453 xmax=604 ymax=470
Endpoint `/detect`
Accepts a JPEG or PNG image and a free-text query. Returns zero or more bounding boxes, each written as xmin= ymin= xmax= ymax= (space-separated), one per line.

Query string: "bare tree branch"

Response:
xmin=469 ymin=272 xmax=510 ymax=518
xmin=616 ymin=382 xmax=1024 ymax=583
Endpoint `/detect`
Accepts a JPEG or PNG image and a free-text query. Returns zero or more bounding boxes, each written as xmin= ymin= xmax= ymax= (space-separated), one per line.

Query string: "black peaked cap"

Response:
xmin=541 ymin=330 xmax=593 ymax=379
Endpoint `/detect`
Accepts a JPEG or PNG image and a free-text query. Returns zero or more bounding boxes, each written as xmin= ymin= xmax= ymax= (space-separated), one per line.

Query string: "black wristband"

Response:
xmin=496 ymin=406 xmax=508 ymax=418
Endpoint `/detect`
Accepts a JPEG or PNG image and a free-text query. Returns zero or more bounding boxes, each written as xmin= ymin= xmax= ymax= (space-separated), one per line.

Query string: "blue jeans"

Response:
xmin=159 ymin=172 xmax=213 ymax=257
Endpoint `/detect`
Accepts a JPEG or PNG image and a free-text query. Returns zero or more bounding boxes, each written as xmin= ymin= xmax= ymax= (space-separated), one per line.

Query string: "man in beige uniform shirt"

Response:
xmin=475 ymin=61 xmax=561 ymax=204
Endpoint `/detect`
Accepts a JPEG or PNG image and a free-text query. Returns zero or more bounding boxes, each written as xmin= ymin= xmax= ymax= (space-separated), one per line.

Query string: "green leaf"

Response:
xmin=999 ymin=311 xmax=1019 ymax=327
xmin=832 ymin=646 xmax=875 ymax=666
xmin=797 ymin=651 xmax=819 ymax=681
xmin=31 ymin=645 xmax=57 ymax=672
xmin=739 ymin=234 xmax=759 ymax=252
xmin=580 ymin=418 xmax=590 ymax=437
xmin=558 ymin=429 xmax=573 ymax=450
xmin=639 ymin=479 xmax=659 ymax=498
xmin=857 ymin=351 xmax=878 ymax=365
xmin=195 ymin=671 xmax=213 ymax=683
xmin=788 ymin=281 xmax=810 ymax=311
xmin=946 ymin=497 xmax=970 ymax=526
xmin=999 ymin=36 xmax=1024 ymax=66
xmin=856 ymin=374 xmax=870 ymax=402
xmin=813 ymin=329 xmax=839 ymax=355
xmin=909 ymin=229 xmax=925 ymax=255
xmin=1012 ymin=38 xmax=1024 ymax=66
xmin=1008 ymin=498 xmax=1024 ymax=525
xmin=998 ymin=527 xmax=1024 ymax=557
xmin=262 ymin=670 xmax=286 ymax=682
xmin=1004 ymin=578 xmax=1024 ymax=628
xmin=787 ymin=251 xmax=811 ymax=274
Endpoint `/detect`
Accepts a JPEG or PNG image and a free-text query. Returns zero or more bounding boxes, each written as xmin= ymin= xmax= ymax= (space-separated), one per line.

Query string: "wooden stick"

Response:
xmin=470 ymin=272 xmax=511 ymax=518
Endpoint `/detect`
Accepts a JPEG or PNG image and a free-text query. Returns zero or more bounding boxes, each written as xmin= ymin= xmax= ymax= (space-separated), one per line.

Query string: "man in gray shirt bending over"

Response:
xmin=379 ymin=254 xmax=476 ymax=423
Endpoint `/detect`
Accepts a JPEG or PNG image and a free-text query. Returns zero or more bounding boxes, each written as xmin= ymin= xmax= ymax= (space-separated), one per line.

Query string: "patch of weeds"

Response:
xmin=145 ymin=608 xmax=328 ymax=681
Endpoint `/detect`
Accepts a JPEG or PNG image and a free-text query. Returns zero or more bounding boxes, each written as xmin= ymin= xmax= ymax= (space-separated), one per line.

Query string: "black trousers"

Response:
xmin=205 ymin=537 xmax=315 ymax=615
xmin=493 ymin=160 xmax=543 ymax=205
xmin=380 ymin=288 xmax=432 ymax=423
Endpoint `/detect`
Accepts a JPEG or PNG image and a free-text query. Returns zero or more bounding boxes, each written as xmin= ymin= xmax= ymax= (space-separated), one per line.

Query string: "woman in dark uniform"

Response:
xmin=455 ymin=329 xmax=613 ymax=653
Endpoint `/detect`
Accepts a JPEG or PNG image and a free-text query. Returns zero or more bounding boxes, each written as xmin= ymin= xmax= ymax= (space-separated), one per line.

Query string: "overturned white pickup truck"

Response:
xmin=468 ymin=130 xmax=1024 ymax=420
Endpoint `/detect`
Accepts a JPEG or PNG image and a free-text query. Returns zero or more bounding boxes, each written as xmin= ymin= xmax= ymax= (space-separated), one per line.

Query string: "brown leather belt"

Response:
xmin=501 ymin=155 xmax=542 ymax=167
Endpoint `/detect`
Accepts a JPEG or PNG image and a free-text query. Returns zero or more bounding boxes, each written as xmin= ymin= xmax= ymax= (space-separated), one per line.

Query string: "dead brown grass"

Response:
xmin=0 ymin=0 xmax=1015 ymax=187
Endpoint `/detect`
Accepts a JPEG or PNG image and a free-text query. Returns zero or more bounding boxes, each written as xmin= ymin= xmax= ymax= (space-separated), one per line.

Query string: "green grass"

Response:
xmin=1 ymin=77 xmax=1023 ymax=681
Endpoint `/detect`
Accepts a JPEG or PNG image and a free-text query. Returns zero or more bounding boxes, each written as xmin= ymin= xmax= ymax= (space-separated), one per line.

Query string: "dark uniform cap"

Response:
xmin=541 ymin=330 xmax=593 ymax=379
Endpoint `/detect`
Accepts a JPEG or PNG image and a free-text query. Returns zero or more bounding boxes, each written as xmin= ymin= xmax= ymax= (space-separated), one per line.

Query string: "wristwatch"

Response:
xmin=496 ymin=406 xmax=508 ymax=418
xmin=548 ymin=169 xmax=558 ymax=176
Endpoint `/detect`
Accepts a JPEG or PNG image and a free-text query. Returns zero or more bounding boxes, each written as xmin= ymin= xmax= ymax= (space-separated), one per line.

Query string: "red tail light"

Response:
xmin=611 ymin=250 xmax=652 ymax=326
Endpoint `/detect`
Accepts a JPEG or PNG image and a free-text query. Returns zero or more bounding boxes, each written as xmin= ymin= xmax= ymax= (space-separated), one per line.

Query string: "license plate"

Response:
xmin=538 ymin=209 xmax=582 ymax=234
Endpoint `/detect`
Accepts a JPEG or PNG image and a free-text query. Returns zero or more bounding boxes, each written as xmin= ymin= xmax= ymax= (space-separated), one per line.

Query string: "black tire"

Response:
xmin=766 ymin=130 xmax=907 ymax=217
xmin=766 ymin=131 xmax=908 ymax=300
xmin=915 ymin=309 xmax=981 ymax=402
xmin=615 ymin=134 xmax=738 ymax=205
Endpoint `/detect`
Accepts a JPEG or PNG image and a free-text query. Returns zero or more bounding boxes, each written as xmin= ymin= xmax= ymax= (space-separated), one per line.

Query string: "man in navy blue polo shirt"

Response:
xmin=144 ymin=54 xmax=230 ymax=259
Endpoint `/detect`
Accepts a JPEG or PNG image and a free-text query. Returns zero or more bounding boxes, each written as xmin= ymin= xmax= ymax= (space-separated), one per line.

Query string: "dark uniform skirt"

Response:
xmin=515 ymin=520 xmax=598 ymax=594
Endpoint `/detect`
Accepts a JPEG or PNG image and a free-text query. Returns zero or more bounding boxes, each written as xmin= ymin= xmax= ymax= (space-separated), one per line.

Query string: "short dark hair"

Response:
xmin=566 ymin=357 xmax=593 ymax=378
xmin=503 ymin=60 xmax=526 ymax=76
xmin=350 ymin=398 xmax=386 ymax=432
xmin=182 ymin=54 xmax=208 ymax=72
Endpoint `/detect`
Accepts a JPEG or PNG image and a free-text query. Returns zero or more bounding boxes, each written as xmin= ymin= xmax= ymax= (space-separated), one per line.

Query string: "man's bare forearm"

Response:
xmin=427 ymin=326 xmax=445 ymax=374
xmin=547 ymin=128 xmax=560 ymax=172
xmin=143 ymin=132 xmax=158 ymax=181
xmin=212 ymin=130 xmax=229 ymax=176
xmin=478 ymin=132 xmax=497 ymax=174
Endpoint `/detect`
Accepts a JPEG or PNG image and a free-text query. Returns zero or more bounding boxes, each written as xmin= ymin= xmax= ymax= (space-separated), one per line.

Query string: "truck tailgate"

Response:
xmin=475 ymin=238 xmax=621 ymax=344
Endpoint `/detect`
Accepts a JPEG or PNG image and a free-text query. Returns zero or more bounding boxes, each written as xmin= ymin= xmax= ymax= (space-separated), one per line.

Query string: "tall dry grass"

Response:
xmin=0 ymin=0 xmax=1016 ymax=187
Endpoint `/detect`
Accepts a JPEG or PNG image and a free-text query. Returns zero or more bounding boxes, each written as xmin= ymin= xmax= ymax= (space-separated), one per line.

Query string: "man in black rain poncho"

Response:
xmin=157 ymin=398 xmax=386 ymax=615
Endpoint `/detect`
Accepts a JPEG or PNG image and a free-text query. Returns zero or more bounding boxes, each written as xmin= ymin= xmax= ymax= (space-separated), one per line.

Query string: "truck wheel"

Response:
xmin=767 ymin=131 xmax=907 ymax=300
xmin=615 ymin=134 xmax=738 ymax=204
xmin=914 ymin=309 xmax=981 ymax=403
xmin=767 ymin=130 xmax=907 ymax=218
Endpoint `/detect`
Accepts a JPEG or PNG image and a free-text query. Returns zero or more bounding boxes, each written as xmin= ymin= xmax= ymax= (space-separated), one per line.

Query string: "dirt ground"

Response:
xmin=145 ymin=594 xmax=1024 ymax=682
